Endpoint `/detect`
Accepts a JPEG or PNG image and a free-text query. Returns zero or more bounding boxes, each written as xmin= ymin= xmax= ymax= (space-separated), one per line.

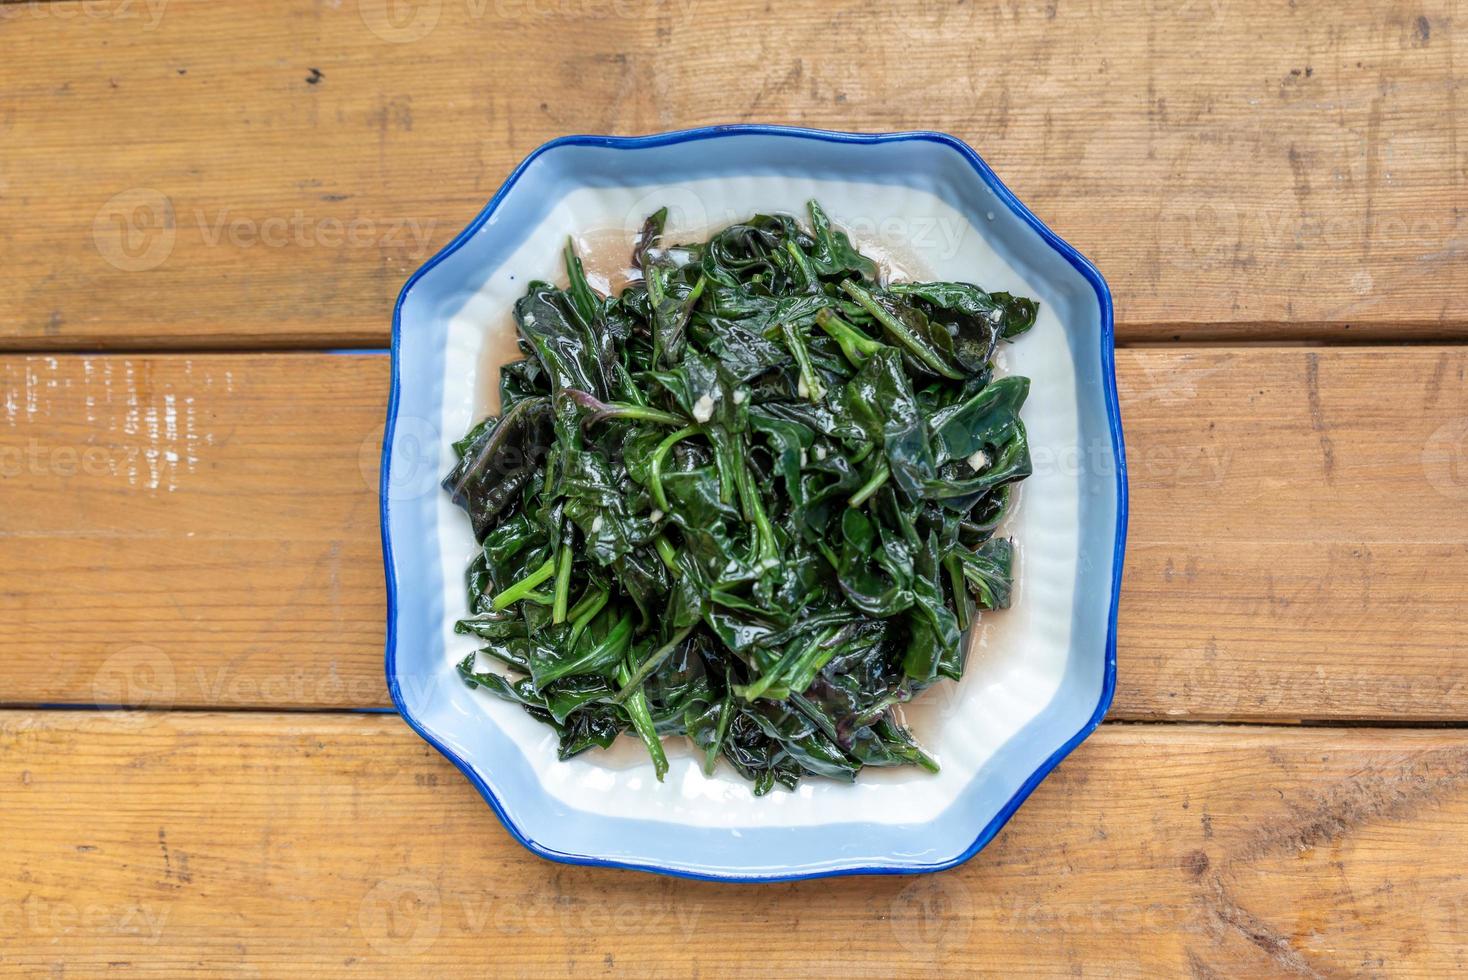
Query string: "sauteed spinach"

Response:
xmin=445 ymin=201 xmax=1035 ymax=794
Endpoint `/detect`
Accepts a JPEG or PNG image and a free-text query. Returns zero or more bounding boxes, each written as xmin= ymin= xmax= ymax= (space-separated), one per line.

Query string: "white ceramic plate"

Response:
xmin=381 ymin=126 xmax=1126 ymax=880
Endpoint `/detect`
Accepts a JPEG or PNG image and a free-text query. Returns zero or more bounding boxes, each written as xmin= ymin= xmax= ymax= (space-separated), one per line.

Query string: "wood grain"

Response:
xmin=2 ymin=711 xmax=1467 ymax=975
xmin=1 ymin=348 xmax=1465 ymax=719
xmin=1 ymin=1 xmax=1464 ymax=347
xmin=1117 ymin=345 xmax=1468 ymax=721
xmin=0 ymin=354 xmax=387 ymax=710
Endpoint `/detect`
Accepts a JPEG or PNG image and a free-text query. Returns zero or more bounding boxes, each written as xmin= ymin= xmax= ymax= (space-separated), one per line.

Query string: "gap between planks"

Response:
xmin=12 ymin=704 xmax=1468 ymax=733
xmin=2 ymin=337 xmax=1467 ymax=358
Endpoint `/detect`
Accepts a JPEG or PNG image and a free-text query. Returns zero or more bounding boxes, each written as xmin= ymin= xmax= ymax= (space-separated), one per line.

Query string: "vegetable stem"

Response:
xmin=710 ymin=433 xmax=737 ymax=506
xmin=491 ymin=556 xmax=557 ymax=610
xmin=586 ymin=403 xmax=687 ymax=427
xmin=566 ymin=587 xmax=609 ymax=651
xmin=551 ymin=542 xmax=573 ymax=624
xmin=735 ymin=627 xmax=838 ymax=702
xmin=778 ymin=319 xmax=826 ymax=403
xmin=653 ymin=535 xmax=681 ymax=577
xmin=565 ymin=585 xmax=600 ymax=621
xmin=848 ymin=461 xmax=891 ymax=508
xmin=784 ymin=241 xmax=813 ymax=283
xmin=945 ymin=553 xmax=970 ymax=630
xmin=783 ymin=629 xmax=844 ymax=695
xmin=614 ymin=652 xmax=670 ymax=781
xmin=567 ymin=389 xmax=686 ymax=429
xmin=731 ymin=441 xmax=778 ymax=565
xmin=647 ymin=426 xmax=699 ymax=511
xmin=612 ymin=626 xmax=695 ymax=703
xmin=816 ymin=308 xmax=885 ymax=367
xmin=841 ymin=279 xmax=964 ymax=380
xmin=537 ymin=610 xmax=633 ymax=688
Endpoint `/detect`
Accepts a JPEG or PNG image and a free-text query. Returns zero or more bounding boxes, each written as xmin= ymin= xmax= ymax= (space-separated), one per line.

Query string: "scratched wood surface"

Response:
xmin=3 ymin=713 xmax=1467 ymax=976
xmin=1 ymin=0 xmax=1466 ymax=347
xmin=1 ymin=348 xmax=1464 ymax=719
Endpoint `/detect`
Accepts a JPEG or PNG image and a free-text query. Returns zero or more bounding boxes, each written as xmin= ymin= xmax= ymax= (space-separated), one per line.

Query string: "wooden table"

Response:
xmin=2 ymin=1 xmax=1466 ymax=974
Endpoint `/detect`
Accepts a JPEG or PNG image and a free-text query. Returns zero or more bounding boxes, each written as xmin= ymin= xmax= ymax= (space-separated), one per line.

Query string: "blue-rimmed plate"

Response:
xmin=381 ymin=125 xmax=1126 ymax=881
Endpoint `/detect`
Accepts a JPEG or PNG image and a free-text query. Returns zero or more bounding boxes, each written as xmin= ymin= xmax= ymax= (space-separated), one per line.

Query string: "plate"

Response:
xmin=381 ymin=125 xmax=1127 ymax=880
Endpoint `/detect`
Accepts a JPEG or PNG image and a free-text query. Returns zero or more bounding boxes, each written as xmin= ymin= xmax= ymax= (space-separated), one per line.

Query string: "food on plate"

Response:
xmin=444 ymin=201 xmax=1035 ymax=794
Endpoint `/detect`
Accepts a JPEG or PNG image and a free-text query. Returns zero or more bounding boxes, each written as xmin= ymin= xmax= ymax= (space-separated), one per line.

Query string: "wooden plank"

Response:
xmin=1 ymin=1 xmax=1464 ymax=347
xmin=0 ymin=354 xmax=387 ymax=709
xmin=1 ymin=348 xmax=1464 ymax=718
xmin=1116 ymin=345 xmax=1468 ymax=721
xmin=2 ymin=712 xmax=1467 ymax=975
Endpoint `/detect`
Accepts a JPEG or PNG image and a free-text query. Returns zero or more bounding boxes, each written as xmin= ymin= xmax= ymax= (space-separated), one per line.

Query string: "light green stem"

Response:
xmin=653 ymin=535 xmax=681 ymax=577
xmin=648 ymin=426 xmax=699 ymax=511
xmin=848 ymin=461 xmax=891 ymax=508
xmin=612 ymin=626 xmax=695 ymax=704
xmin=551 ymin=543 xmax=573 ymax=624
xmin=841 ymin=279 xmax=964 ymax=380
xmin=566 ymin=588 xmax=609 ymax=651
xmin=491 ymin=557 xmax=557 ymax=610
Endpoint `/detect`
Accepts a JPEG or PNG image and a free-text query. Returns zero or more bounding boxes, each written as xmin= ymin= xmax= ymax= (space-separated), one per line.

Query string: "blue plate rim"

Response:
xmin=380 ymin=123 xmax=1127 ymax=882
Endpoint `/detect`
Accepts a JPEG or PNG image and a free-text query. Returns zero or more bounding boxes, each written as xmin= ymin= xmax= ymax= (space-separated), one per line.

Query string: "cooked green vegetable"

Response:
xmin=445 ymin=201 xmax=1035 ymax=794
